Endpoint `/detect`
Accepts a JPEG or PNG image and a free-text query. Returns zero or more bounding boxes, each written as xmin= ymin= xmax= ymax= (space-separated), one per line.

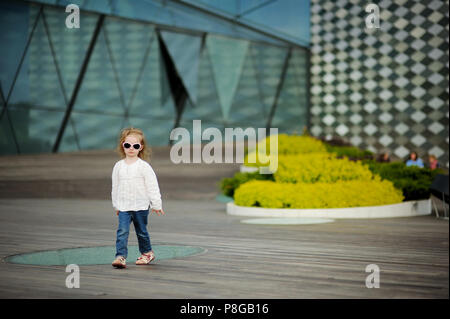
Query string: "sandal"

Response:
xmin=112 ymin=256 xmax=126 ymax=269
xmin=136 ymin=251 xmax=155 ymax=265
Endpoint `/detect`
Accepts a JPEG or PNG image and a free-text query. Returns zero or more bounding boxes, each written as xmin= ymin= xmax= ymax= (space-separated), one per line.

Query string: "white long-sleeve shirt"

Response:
xmin=111 ymin=158 xmax=162 ymax=212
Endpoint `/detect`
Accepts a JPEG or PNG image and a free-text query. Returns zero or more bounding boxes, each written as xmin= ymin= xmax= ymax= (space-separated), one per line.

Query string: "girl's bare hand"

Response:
xmin=152 ymin=209 xmax=165 ymax=216
xmin=116 ymin=210 xmax=119 ymax=216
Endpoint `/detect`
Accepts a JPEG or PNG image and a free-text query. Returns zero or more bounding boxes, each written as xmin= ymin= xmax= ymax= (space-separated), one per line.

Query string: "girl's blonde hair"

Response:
xmin=116 ymin=127 xmax=151 ymax=161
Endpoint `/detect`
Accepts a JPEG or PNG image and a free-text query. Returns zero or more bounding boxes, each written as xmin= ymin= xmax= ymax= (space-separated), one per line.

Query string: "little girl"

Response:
xmin=111 ymin=127 xmax=164 ymax=269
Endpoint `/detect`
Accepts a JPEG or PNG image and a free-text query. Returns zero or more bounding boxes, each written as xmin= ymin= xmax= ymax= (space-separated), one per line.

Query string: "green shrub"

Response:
xmin=363 ymin=160 xmax=445 ymax=200
xmin=244 ymin=134 xmax=328 ymax=167
xmin=224 ymin=133 xmax=440 ymax=206
xmin=234 ymin=179 xmax=404 ymax=209
xmin=274 ymin=153 xmax=375 ymax=184
xmin=219 ymin=172 xmax=274 ymax=198
xmin=244 ymin=134 xmax=374 ymax=166
xmin=325 ymin=144 xmax=374 ymax=160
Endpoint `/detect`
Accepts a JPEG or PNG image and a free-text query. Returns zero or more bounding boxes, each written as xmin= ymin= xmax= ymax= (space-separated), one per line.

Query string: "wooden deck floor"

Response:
xmin=0 ymin=148 xmax=448 ymax=298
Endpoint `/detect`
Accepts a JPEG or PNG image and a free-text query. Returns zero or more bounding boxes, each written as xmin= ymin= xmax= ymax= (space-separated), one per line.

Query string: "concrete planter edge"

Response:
xmin=226 ymin=199 xmax=432 ymax=219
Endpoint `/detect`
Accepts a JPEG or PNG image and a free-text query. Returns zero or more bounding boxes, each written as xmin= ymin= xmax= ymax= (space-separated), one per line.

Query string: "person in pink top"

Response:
xmin=428 ymin=154 xmax=440 ymax=170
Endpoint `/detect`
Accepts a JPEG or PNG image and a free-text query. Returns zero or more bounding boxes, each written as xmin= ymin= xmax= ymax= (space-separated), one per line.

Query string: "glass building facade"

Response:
xmin=309 ymin=0 xmax=449 ymax=167
xmin=0 ymin=0 xmax=310 ymax=155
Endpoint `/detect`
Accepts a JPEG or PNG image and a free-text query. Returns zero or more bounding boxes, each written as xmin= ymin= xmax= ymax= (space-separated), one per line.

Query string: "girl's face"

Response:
xmin=123 ymin=134 xmax=143 ymax=158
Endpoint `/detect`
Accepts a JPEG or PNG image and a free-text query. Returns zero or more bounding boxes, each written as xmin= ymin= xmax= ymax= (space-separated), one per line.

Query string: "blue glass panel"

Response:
xmin=0 ymin=112 xmax=17 ymax=155
xmin=182 ymin=0 xmax=240 ymax=16
xmin=177 ymin=117 xmax=226 ymax=145
xmin=81 ymin=0 xmax=113 ymax=15
xmin=68 ymin=112 xmax=124 ymax=150
xmin=103 ymin=17 xmax=156 ymax=109
xmin=185 ymin=0 xmax=310 ymax=45
xmin=111 ymin=0 xmax=175 ymax=26
xmin=127 ymin=30 xmax=162 ymax=117
xmin=56 ymin=0 xmax=113 ymax=15
xmin=73 ymin=27 xmax=125 ymax=115
xmin=28 ymin=0 xmax=292 ymax=47
xmin=115 ymin=0 xmax=286 ymax=46
xmin=238 ymin=0 xmax=270 ymax=15
xmin=228 ymin=47 xmax=265 ymax=128
xmin=240 ymin=0 xmax=310 ymax=45
xmin=8 ymin=106 xmax=65 ymax=153
xmin=123 ymin=40 xmax=176 ymax=148
xmin=167 ymin=1 xmax=286 ymax=46
xmin=42 ymin=7 xmax=98 ymax=100
xmin=32 ymin=0 xmax=57 ymax=4
xmin=271 ymin=49 xmax=308 ymax=133
xmin=11 ymin=12 xmax=67 ymax=111
xmin=161 ymin=31 xmax=202 ymax=104
xmin=251 ymin=43 xmax=288 ymax=117
xmin=58 ymin=119 xmax=80 ymax=152
xmin=127 ymin=117 xmax=175 ymax=147
xmin=0 ymin=1 xmax=34 ymax=106
xmin=181 ymin=47 xmax=223 ymax=124
xmin=159 ymin=45 xmax=172 ymax=109
xmin=179 ymin=0 xmax=306 ymax=46
xmin=206 ymin=34 xmax=249 ymax=122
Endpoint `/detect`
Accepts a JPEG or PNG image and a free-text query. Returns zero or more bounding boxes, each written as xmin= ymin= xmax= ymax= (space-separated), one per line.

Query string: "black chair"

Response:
xmin=429 ymin=174 xmax=449 ymax=219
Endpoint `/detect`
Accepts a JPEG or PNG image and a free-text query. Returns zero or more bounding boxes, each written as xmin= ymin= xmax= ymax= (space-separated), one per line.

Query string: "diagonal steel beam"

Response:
xmin=172 ymin=0 xmax=309 ymax=48
xmin=42 ymin=8 xmax=82 ymax=151
xmin=235 ymin=0 xmax=277 ymax=19
xmin=102 ymin=25 xmax=127 ymax=114
xmin=0 ymin=82 xmax=5 ymax=106
xmin=126 ymin=30 xmax=156 ymax=116
xmin=0 ymin=5 xmax=43 ymax=121
xmin=42 ymin=9 xmax=68 ymax=105
xmin=52 ymin=14 xmax=105 ymax=153
xmin=157 ymin=29 xmax=189 ymax=145
xmin=266 ymin=46 xmax=292 ymax=130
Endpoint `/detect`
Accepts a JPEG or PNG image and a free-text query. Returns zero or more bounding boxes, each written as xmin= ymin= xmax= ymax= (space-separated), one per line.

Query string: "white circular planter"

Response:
xmin=227 ymin=199 xmax=432 ymax=219
xmin=240 ymin=217 xmax=335 ymax=225
xmin=240 ymin=165 xmax=258 ymax=173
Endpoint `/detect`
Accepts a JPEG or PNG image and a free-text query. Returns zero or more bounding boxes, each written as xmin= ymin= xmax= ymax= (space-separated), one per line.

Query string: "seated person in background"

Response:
xmin=377 ymin=152 xmax=390 ymax=163
xmin=428 ymin=154 xmax=440 ymax=170
xmin=406 ymin=151 xmax=424 ymax=168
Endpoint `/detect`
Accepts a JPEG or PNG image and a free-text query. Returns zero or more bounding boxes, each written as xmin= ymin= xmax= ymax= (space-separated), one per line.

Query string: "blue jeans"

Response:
xmin=115 ymin=210 xmax=152 ymax=258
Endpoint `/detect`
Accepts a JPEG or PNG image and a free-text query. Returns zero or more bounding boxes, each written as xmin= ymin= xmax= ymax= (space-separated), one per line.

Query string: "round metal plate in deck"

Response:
xmin=240 ymin=218 xmax=335 ymax=225
xmin=5 ymin=245 xmax=205 ymax=266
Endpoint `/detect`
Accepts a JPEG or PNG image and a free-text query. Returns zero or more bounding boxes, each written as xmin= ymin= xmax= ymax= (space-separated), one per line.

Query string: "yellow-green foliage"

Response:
xmin=274 ymin=153 xmax=375 ymax=183
xmin=244 ymin=134 xmax=327 ymax=167
xmin=234 ymin=180 xmax=404 ymax=209
xmin=270 ymin=134 xmax=327 ymax=155
xmin=238 ymin=134 xmax=405 ymax=209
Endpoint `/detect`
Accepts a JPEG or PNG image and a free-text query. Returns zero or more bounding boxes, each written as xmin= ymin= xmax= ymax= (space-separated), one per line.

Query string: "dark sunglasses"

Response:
xmin=123 ymin=142 xmax=141 ymax=150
